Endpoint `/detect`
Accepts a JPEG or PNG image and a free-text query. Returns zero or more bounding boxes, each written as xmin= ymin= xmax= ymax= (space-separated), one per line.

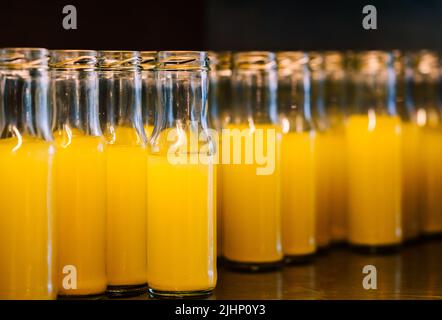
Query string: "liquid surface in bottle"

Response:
xmin=222 ymin=124 xmax=282 ymax=263
xmin=147 ymin=153 xmax=217 ymax=292
xmin=346 ymin=114 xmax=402 ymax=246
xmin=0 ymin=137 xmax=56 ymax=299
xmin=106 ymin=127 xmax=147 ymax=286
xmin=55 ymin=129 xmax=107 ymax=296
xmin=281 ymin=131 xmax=316 ymax=256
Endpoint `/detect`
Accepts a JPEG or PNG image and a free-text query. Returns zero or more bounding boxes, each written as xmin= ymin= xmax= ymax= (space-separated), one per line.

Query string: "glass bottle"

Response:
xmin=309 ymin=51 xmax=331 ymax=250
xmin=147 ymin=51 xmax=217 ymax=297
xmin=408 ymin=51 xmax=442 ymax=236
xmin=208 ymin=51 xmax=232 ymax=259
xmin=0 ymin=48 xmax=56 ymax=299
xmin=222 ymin=51 xmax=282 ymax=270
xmin=395 ymin=51 xmax=421 ymax=241
xmin=50 ymin=50 xmax=107 ymax=296
xmin=277 ymin=51 xmax=316 ymax=262
xmin=322 ymin=51 xmax=348 ymax=244
xmin=140 ymin=51 xmax=157 ymax=138
xmin=346 ymin=51 xmax=402 ymax=250
xmin=98 ymin=51 xmax=148 ymax=295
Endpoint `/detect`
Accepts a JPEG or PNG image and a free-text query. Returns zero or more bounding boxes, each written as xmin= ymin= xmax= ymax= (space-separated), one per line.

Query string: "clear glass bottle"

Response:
xmin=408 ymin=51 xmax=442 ymax=236
xmin=395 ymin=51 xmax=422 ymax=241
xmin=346 ymin=51 xmax=402 ymax=250
xmin=98 ymin=51 xmax=148 ymax=295
xmin=309 ymin=51 xmax=331 ymax=250
xmin=0 ymin=48 xmax=56 ymax=299
xmin=222 ymin=51 xmax=282 ymax=270
xmin=50 ymin=50 xmax=107 ymax=296
xmin=277 ymin=51 xmax=316 ymax=262
xmin=208 ymin=51 xmax=232 ymax=259
xmin=140 ymin=51 xmax=157 ymax=138
xmin=147 ymin=51 xmax=217 ymax=297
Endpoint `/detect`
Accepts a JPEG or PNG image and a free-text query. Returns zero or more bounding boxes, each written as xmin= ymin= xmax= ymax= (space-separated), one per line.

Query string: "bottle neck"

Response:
xmin=99 ymin=68 xmax=146 ymax=144
xmin=52 ymin=68 xmax=101 ymax=137
xmin=0 ymin=67 xmax=52 ymax=141
xmin=154 ymin=69 xmax=209 ymax=133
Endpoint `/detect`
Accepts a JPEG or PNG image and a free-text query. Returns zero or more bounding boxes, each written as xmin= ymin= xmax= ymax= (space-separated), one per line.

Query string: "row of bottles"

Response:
xmin=211 ymin=50 xmax=442 ymax=268
xmin=1 ymin=48 xmax=441 ymax=299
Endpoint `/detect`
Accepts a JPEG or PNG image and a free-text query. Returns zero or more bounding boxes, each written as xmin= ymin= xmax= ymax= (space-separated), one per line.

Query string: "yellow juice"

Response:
xmin=106 ymin=127 xmax=147 ymax=286
xmin=401 ymin=122 xmax=421 ymax=239
xmin=0 ymin=137 xmax=56 ymax=299
xmin=346 ymin=114 xmax=402 ymax=246
xmin=217 ymin=136 xmax=223 ymax=257
xmin=222 ymin=124 xmax=282 ymax=264
xmin=314 ymin=132 xmax=332 ymax=248
xmin=144 ymin=124 xmax=153 ymax=139
xmin=281 ymin=131 xmax=316 ymax=256
xmin=147 ymin=155 xmax=217 ymax=292
xmin=55 ymin=130 xmax=107 ymax=296
xmin=421 ymin=126 xmax=442 ymax=234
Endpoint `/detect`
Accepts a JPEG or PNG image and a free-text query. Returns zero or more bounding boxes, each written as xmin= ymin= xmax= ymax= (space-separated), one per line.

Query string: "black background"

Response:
xmin=0 ymin=0 xmax=441 ymax=51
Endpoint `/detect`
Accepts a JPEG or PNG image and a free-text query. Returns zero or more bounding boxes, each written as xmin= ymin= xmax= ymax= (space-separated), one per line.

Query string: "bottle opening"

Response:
xmin=233 ymin=51 xmax=276 ymax=71
xmin=0 ymin=48 xmax=49 ymax=69
xmin=49 ymin=50 xmax=97 ymax=70
xmin=156 ymin=51 xmax=209 ymax=71
xmin=98 ymin=51 xmax=141 ymax=70
xmin=140 ymin=51 xmax=157 ymax=71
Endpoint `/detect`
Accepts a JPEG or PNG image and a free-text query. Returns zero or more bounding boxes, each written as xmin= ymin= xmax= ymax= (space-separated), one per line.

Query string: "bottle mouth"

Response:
xmin=0 ymin=48 xmax=49 ymax=69
xmin=140 ymin=51 xmax=157 ymax=71
xmin=49 ymin=50 xmax=98 ymax=70
xmin=277 ymin=51 xmax=308 ymax=71
xmin=156 ymin=51 xmax=209 ymax=71
xmin=208 ymin=51 xmax=232 ymax=71
xmin=357 ymin=51 xmax=393 ymax=73
xmin=233 ymin=51 xmax=276 ymax=71
xmin=97 ymin=51 xmax=141 ymax=70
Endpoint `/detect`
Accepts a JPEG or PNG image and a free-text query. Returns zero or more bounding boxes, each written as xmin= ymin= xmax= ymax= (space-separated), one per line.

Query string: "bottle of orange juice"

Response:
xmin=277 ymin=51 xmax=316 ymax=262
xmin=98 ymin=51 xmax=148 ymax=296
xmin=222 ymin=52 xmax=283 ymax=270
xmin=140 ymin=51 xmax=157 ymax=138
xmin=147 ymin=51 xmax=217 ymax=297
xmin=310 ymin=52 xmax=349 ymax=247
xmin=408 ymin=51 xmax=442 ymax=236
xmin=50 ymin=50 xmax=107 ymax=296
xmin=0 ymin=48 xmax=57 ymax=300
xmin=208 ymin=51 xmax=233 ymax=260
xmin=346 ymin=51 xmax=402 ymax=251
xmin=395 ymin=51 xmax=424 ymax=241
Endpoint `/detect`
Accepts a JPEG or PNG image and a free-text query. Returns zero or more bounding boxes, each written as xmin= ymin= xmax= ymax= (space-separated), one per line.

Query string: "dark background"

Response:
xmin=0 ymin=0 xmax=442 ymax=51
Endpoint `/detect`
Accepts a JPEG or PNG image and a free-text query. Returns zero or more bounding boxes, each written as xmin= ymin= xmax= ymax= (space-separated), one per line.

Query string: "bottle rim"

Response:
xmin=233 ymin=51 xmax=276 ymax=71
xmin=156 ymin=51 xmax=209 ymax=71
xmin=140 ymin=51 xmax=157 ymax=71
xmin=0 ymin=47 xmax=49 ymax=69
xmin=49 ymin=49 xmax=98 ymax=70
xmin=97 ymin=50 xmax=141 ymax=70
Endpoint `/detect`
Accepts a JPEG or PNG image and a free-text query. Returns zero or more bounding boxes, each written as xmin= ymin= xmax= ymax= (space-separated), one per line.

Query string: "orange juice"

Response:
xmin=55 ymin=130 xmax=107 ymax=296
xmin=147 ymin=155 xmax=217 ymax=293
xmin=222 ymin=124 xmax=282 ymax=265
xmin=105 ymin=127 xmax=147 ymax=287
xmin=281 ymin=131 xmax=316 ymax=257
xmin=0 ymin=137 xmax=56 ymax=299
xmin=421 ymin=126 xmax=442 ymax=234
xmin=346 ymin=114 xmax=402 ymax=246
xmin=401 ymin=122 xmax=421 ymax=239
xmin=314 ymin=132 xmax=332 ymax=248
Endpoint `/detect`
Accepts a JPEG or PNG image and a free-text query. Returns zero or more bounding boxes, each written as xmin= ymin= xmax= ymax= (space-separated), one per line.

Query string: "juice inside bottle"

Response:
xmin=346 ymin=114 xmax=402 ymax=246
xmin=0 ymin=137 xmax=57 ymax=299
xmin=401 ymin=122 xmax=422 ymax=239
xmin=421 ymin=125 xmax=442 ymax=234
xmin=147 ymin=153 xmax=217 ymax=293
xmin=281 ymin=131 xmax=316 ymax=257
xmin=55 ymin=129 xmax=107 ymax=296
xmin=222 ymin=124 xmax=282 ymax=264
xmin=314 ymin=131 xmax=332 ymax=248
xmin=106 ymin=127 xmax=147 ymax=287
